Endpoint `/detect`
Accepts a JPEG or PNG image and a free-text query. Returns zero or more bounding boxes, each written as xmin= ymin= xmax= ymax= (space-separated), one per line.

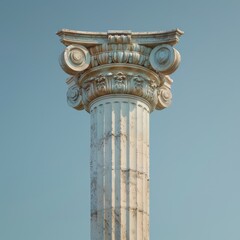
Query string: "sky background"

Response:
xmin=1 ymin=0 xmax=240 ymax=239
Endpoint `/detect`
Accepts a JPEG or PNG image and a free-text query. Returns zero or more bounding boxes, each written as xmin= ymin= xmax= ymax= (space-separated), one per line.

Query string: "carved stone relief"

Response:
xmin=58 ymin=30 xmax=183 ymax=112
xmin=60 ymin=44 xmax=90 ymax=75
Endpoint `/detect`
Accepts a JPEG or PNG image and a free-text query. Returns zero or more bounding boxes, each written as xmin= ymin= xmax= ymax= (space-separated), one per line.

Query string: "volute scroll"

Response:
xmin=60 ymin=44 xmax=90 ymax=75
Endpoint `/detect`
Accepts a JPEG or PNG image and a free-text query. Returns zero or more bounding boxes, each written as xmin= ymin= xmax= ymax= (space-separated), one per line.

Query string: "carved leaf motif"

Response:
xmin=90 ymin=56 xmax=95 ymax=67
xmin=114 ymin=72 xmax=126 ymax=80
xmin=139 ymin=55 xmax=145 ymax=65
xmin=133 ymin=76 xmax=144 ymax=93
xmin=99 ymin=53 xmax=107 ymax=64
xmin=117 ymin=44 xmax=123 ymax=51
xmin=89 ymin=43 xmax=152 ymax=68
xmin=147 ymin=85 xmax=154 ymax=101
xmin=108 ymin=52 xmax=112 ymax=64
xmin=132 ymin=52 xmax=140 ymax=64
xmin=117 ymin=52 xmax=124 ymax=62
xmin=80 ymin=68 xmax=161 ymax=112
xmin=113 ymin=72 xmax=127 ymax=91
xmin=96 ymin=75 xmax=107 ymax=93
xmin=102 ymin=53 xmax=108 ymax=64
xmin=102 ymin=43 xmax=108 ymax=52
xmin=96 ymin=54 xmax=101 ymax=65
xmin=113 ymin=52 xmax=119 ymax=63
xmin=123 ymin=51 xmax=130 ymax=63
xmin=128 ymin=52 xmax=133 ymax=64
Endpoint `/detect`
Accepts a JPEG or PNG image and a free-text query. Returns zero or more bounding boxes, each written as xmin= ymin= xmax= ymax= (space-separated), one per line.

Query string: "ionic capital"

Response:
xmin=57 ymin=29 xmax=183 ymax=112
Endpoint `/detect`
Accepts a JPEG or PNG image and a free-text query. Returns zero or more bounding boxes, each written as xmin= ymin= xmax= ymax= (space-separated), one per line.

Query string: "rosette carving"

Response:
xmin=96 ymin=74 xmax=107 ymax=93
xmin=149 ymin=44 xmax=181 ymax=75
xmin=66 ymin=85 xmax=84 ymax=110
xmin=60 ymin=44 xmax=90 ymax=75
xmin=58 ymin=31 xmax=183 ymax=112
xmin=79 ymin=65 xmax=160 ymax=112
xmin=133 ymin=76 xmax=144 ymax=94
xmin=113 ymin=72 xmax=127 ymax=92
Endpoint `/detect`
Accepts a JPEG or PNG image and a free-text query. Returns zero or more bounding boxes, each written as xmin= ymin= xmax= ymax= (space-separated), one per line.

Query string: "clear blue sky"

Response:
xmin=1 ymin=0 xmax=240 ymax=239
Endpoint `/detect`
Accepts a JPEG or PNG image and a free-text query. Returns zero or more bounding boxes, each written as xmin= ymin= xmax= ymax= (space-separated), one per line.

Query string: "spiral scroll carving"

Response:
xmin=149 ymin=44 xmax=181 ymax=75
xmin=60 ymin=44 xmax=90 ymax=75
xmin=156 ymin=86 xmax=172 ymax=110
xmin=58 ymin=30 xmax=183 ymax=113
xmin=66 ymin=85 xmax=84 ymax=110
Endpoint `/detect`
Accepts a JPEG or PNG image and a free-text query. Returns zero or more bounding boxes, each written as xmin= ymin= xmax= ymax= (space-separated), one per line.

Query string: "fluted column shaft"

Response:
xmin=90 ymin=95 xmax=150 ymax=240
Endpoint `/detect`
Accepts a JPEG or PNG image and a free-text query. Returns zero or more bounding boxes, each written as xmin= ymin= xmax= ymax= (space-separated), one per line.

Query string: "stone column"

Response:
xmin=57 ymin=29 xmax=183 ymax=240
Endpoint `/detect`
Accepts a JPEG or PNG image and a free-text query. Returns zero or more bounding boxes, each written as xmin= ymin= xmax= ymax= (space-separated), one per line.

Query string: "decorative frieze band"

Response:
xmin=89 ymin=43 xmax=152 ymax=69
xmin=57 ymin=29 xmax=183 ymax=47
xmin=65 ymin=65 xmax=173 ymax=112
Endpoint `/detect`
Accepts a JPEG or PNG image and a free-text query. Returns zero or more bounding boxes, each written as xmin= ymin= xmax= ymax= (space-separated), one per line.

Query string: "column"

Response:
xmin=90 ymin=96 xmax=150 ymax=239
xmin=57 ymin=29 xmax=183 ymax=240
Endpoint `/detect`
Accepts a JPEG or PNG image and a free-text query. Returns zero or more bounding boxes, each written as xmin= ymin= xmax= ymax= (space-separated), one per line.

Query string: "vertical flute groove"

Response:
xmin=90 ymin=97 xmax=150 ymax=240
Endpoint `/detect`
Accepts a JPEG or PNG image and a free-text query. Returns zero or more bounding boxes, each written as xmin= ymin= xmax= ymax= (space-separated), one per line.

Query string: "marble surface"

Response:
xmin=90 ymin=96 xmax=150 ymax=239
xmin=57 ymin=29 xmax=183 ymax=240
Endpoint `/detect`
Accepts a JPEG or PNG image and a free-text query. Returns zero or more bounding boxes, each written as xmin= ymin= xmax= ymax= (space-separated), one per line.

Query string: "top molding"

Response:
xmin=56 ymin=29 xmax=184 ymax=48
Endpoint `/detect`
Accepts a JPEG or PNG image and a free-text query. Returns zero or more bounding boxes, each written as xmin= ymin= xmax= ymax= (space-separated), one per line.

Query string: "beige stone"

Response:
xmin=57 ymin=29 xmax=183 ymax=240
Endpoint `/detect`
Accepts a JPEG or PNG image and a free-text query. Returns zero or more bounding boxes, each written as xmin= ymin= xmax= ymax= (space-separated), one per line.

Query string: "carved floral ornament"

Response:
xmin=57 ymin=29 xmax=183 ymax=112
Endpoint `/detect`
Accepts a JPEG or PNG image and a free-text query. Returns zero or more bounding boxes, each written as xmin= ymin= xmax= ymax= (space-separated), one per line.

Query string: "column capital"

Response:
xmin=57 ymin=29 xmax=183 ymax=112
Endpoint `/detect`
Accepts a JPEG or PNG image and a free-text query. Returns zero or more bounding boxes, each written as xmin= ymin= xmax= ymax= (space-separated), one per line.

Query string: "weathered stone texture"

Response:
xmin=57 ymin=29 xmax=183 ymax=240
xmin=90 ymin=97 xmax=149 ymax=239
